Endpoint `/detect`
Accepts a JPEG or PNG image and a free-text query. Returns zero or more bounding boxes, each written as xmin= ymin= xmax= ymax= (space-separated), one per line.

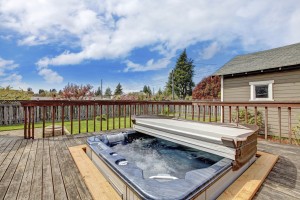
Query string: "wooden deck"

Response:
xmin=0 ymin=133 xmax=299 ymax=200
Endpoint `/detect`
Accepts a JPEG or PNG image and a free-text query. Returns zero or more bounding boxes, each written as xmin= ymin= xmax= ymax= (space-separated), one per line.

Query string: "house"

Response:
xmin=214 ymin=43 xmax=300 ymax=137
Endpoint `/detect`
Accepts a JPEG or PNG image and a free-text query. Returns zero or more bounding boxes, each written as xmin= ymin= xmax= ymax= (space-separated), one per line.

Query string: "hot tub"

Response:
xmin=86 ymin=130 xmax=256 ymax=200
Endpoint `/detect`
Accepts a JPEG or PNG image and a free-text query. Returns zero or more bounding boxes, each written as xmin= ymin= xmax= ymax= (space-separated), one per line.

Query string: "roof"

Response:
xmin=214 ymin=43 xmax=300 ymax=76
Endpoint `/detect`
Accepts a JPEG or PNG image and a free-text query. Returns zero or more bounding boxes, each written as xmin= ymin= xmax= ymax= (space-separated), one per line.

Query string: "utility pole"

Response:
xmin=172 ymin=70 xmax=174 ymax=100
xmin=101 ymin=79 xmax=103 ymax=99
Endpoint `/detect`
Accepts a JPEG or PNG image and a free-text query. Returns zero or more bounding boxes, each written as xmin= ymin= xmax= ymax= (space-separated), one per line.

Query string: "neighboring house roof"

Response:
xmin=214 ymin=43 xmax=300 ymax=76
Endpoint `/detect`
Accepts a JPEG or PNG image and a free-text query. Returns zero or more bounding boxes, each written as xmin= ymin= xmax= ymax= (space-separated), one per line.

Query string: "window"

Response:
xmin=249 ymin=80 xmax=274 ymax=101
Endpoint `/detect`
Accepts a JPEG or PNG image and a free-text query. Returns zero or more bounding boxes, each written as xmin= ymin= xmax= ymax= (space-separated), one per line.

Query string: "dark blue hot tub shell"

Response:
xmin=87 ymin=131 xmax=233 ymax=200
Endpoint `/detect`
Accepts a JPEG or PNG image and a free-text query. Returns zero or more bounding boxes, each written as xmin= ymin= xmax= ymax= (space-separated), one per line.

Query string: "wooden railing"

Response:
xmin=20 ymin=100 xmax=300 ymax=144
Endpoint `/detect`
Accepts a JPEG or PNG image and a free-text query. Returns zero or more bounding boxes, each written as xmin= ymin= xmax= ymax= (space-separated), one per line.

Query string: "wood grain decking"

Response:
xmin=0 ymin=133 xmax=299 ymax=200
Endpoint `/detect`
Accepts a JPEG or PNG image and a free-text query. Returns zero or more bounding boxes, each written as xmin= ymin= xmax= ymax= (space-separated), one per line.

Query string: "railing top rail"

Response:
xmin=19 ymin=100 xmax=194 ymax=107
xmin=193 ymin=101 xmax=300 ymax=107
xmin=18 ymin=100 xmax=300 ymax=108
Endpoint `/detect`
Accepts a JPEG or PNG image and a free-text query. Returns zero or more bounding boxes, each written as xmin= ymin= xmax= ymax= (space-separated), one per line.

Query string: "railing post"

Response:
xmin=151 ymin=104 xmax=154 ymax=115
xmin=124 ymin=104 xmax=127 ymax=128
xmin=118 ymin=104 xmax=121 ymax=129
xmin=184 ymin=105 xmax=187 ymax=119
xmin=129 ymin=104 xmax=132 ymax=127
xmin=52 ymin=106 xmax=56 ymax=137
xmin=28 ymin=106 xmax=31 ymax=139
xmin=62 ymin=105 xmax=65 ymax=135
xmin=168 ymin=104 xmax=170 ymax=116
xmin=78 ymin=105 xmax=81 ymax=133
xmin=24 ymin=106 xmax=27 ymax=139
xmin=288 ymin=107 xmax=292 ymax=144
xmin=236 ymin=106 xmax=239 ymax=126
xmin=106 ymin=105 xmax=109 ymax=130
xmin=278 ymin=107 xmax=281 ymax=143
xmin=221 ymin=106 xmax=224 ymax=123
xmin=43 ymin=106 xmax=45 ymax=138
xmin=86 ymin=105 xmax=89 ymax=133
xmin=31 ymin=106 xmax=35 ymax=139
xmin=112 ymin=104 xmax=115 ymax=130
xmin=70 ymin=105 xmax=73 ymax=134
xmin=254 ymin=107 xmax=257 ymax=125
xmin=93 ymin=104 xmax=96 ymax=132
xmin=245 ymin=106 xmax=248 ymax=124
xmin=229 ymin=106 xmax=232 ymax=123
xmin=99 ymin=105 xmax=102 ymax=131
xmin=192 ymin=105 xmax=194 ymax=120
xmin=203 ymin=105 xmax=206 ymax=122
xmin=214 ymin=106 xmax=217 ymax=122
xmin=208 ymin=105 xmax=211 ymax=122
xmin=173 ymin=105 xmax=176 ymax=117
xmin=265 ymin=107 xmax=268 ymax=140
xmin=198 ymin=105 xmax=200 ymax=121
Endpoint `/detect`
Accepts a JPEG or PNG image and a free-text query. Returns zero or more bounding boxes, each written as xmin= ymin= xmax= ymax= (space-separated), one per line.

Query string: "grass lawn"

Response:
xmin=0 ymin=115 xmax=219 ymax=133
xmin=0 ymin=117 xmax=132 ymax=134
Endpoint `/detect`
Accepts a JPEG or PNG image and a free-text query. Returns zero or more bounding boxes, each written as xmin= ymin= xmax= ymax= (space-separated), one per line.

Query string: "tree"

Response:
xmin=142 ymin=85 xmax=152 ymax=96
xmin=95 ymin=87 xmax=102 ymax=96
xmin=61 ymin=83 xmax=93 ymax=100
xmin=50 ymin=89 xmax=57 ymax=93
xmin=114 ymin=83 xmax=123 ymax=95
xmin=192 ymin=76 xmax=221 ymax=100
xmin=38 ymin=89 xmax=45 ymax=94
xmin=166 ymin=49 xmax=195 ymax=99
xmin=157 ymin=88 xmax=163 ymax=95
xmin=104 ymin=87 xmax=112 ymax=96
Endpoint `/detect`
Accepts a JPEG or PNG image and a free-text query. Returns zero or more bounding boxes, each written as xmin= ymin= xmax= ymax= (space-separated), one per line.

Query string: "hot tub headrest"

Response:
xmin=101 ymin=132 xmax=127 ymax=145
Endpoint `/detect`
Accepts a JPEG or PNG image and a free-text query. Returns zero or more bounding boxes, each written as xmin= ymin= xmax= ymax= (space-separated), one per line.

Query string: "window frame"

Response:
xmin=249 ymin=80 xmax=274 ymax=101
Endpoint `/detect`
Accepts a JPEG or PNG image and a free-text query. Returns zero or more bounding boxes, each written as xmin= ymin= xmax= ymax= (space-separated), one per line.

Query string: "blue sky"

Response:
xmin=0 ymin=0 xmax=300 ymax=93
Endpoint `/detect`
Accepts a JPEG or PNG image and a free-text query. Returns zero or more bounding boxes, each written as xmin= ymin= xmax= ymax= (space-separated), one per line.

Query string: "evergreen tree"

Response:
xmin=142 ymin=85 xmax=152 ymax=96
xmin=147 ymin=86 xmax=152 ymax=95
xmin=157 ymin=88 xmax=163 ymax=95
xmin=114 ymin=83 xmax=123 ymax=95
xmin=38 ymin=89 xmax=45 ymax=94
xmin=95 ymin=86 xmax=102 ymax=96
xmin=104 ymin=87 xmax=112 ymax=96
xmin=166 ymin=49 xmax=195 ymax=99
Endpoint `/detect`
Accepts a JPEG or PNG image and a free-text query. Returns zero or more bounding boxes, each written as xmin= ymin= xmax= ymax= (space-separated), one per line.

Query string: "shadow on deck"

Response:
xmin=0 ymin=133 xmax=299 ymax=200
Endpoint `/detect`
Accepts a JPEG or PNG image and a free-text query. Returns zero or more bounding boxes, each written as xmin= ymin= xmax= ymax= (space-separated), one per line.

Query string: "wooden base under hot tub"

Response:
xmin=69 ymin=145 xmax=278 ymax=200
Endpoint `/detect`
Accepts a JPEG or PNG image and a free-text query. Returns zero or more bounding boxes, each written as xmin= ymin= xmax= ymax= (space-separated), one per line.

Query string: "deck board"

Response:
xmin=0 ymin=133 xmax=299 ymax=200
xmin=17 ymin=139 xmax=38 ymax=200
xmin=0 ymin=140 xmax=27 ymax=199
xmin=29 ymin=139 xmax=43 ymax=200
xmin=4 ymin=140 xmax=32 ymax=200
xmin=42 ymin=139 xmax=55 ymax=200
xmin=49 ymin=138 xmax=68 ymax=200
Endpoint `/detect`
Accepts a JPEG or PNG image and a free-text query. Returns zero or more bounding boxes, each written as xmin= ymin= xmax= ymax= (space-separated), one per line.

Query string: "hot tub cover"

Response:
xmin=132 ymin=116 xmax=258 ymax=170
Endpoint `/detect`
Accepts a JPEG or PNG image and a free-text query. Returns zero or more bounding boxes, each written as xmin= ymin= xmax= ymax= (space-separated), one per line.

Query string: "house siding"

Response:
xmin=223 ymin=69 xmax=300 ymax=138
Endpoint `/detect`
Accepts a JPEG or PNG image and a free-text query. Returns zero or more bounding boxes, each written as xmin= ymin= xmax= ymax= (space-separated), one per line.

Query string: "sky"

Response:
xmin=0 ymin=0 xmax=300 ymax=93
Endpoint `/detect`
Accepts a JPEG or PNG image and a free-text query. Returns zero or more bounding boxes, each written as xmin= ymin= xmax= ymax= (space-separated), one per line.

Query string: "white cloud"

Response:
xmin=38 ymin=68 xmax=63 ymax=84
xmin=1 ymin=0 xmax=300 ymax=73
xmin=0 ymin=57 xmax=18 ymax=76
xmin=200 ymin=42 xmax=221 ymax=60
xmin=124 ymin=57 xmax=171 ymax=72
xmin=0 ymin=57 xmax=29 ymax=89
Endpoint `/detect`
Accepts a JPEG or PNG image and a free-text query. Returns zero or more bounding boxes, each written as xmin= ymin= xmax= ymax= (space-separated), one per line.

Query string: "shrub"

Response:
xmin=232 ymin=109 xmax=264 ymax=130
xmin=96 ymin=114 xmax=107 ymax=121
